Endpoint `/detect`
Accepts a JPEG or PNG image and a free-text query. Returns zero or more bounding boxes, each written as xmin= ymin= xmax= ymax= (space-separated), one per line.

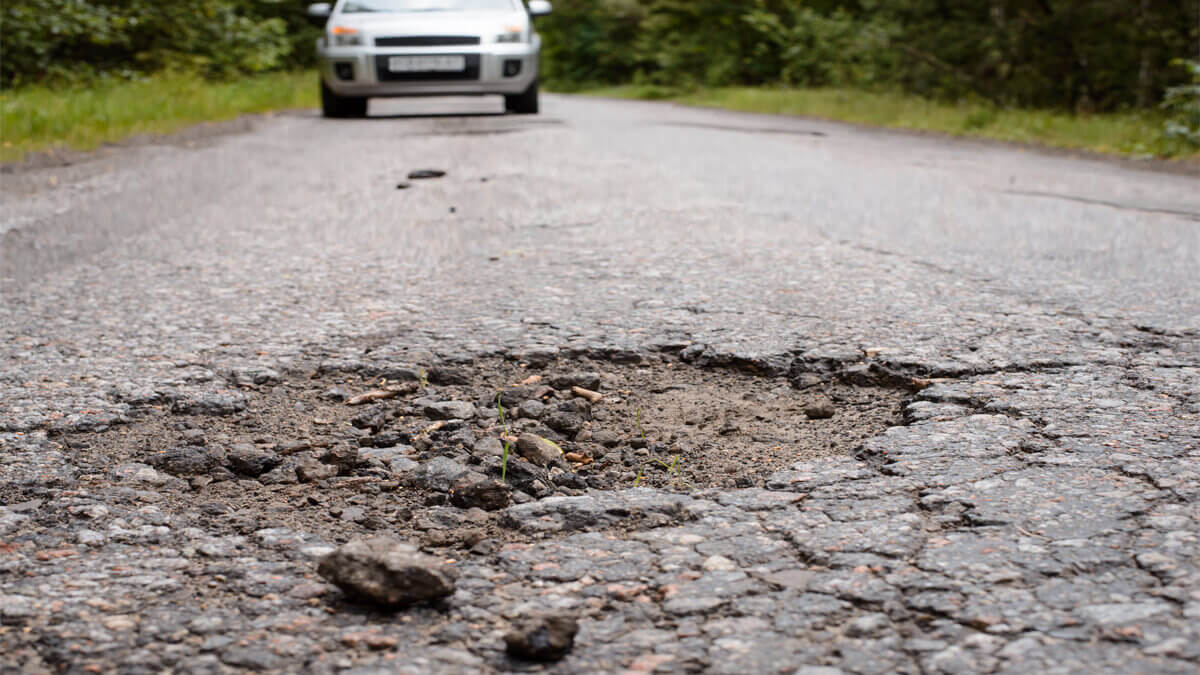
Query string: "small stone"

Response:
xmin=418 ymin=457 xmax=472 ymax=492
xmin=845 ymin=613 xmax=890 ymax=637
xmin=804 ymin=397 xmax=836 ymax=420
xmin=518 ymin=400 xmax=546 ymax=419
xmin=702 ymin=555 xmax=737 ymax=572
xmin=317 ymin=537 xmax=457 ymax=607
xmin=147 ymin=446 xmax=223 ymax=476
xmin=516 ymin=434 xmax=563 ymax=467
xmin=549 ymin=372 xmax=601 ymax=392
xmin=449 ymin=478 xmax=512 ymax=511
xmin=473 ymin=436 xmax=506 ymax=457
xmin=296 ymin=458 xmax=339 ymax=483
xmin=504 ymin=614 xmax=579 ymax=662
xmin=324 ymin=443 xmax=360 ymax=471
xmin=226 ymin=444 xmax=282 ymax=477
xmin=543 ymin=411 xmax=586 ymax=437
xmin=407 ymin=169 xmax=446 ymax=180
xmin=423 ymin=400 xmax=477 ymax=421
xmin=181 ymin=429 xmax=207 ymax=445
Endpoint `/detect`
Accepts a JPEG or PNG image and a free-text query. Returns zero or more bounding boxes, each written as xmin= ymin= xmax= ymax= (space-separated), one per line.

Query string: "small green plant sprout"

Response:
xmin=418 ymin=368 xmax=429 ymax=391
xmin=496 ymin=392 xmax=512 ymax=482
xmin=633 ymin=454 xmax=689 ymax=491
xmin=635 ymin=406 xmax=646 ymax=440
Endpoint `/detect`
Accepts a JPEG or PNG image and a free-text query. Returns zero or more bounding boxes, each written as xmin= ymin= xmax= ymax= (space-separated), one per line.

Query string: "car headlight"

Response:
xmin=495 ymin=26 xmax=524 ymax=43
xmin=331 ymin=26 xmax=363 ymax=46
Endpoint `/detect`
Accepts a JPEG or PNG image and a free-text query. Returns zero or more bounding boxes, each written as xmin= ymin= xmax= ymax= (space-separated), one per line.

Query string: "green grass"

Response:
xmin=580 ymin=85 xmax=1196 ymax=159
xmin=1 ymin=70 xmax=318 ymax=163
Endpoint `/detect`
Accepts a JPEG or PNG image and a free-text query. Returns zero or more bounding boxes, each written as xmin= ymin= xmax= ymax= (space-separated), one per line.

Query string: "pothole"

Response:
xmin=58 ymin=356 xmax=907 ymax=549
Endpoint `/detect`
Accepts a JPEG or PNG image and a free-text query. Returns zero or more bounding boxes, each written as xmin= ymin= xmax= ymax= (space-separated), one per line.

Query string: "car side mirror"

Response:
xmin=527 ymin=0 xmax=552 ymax=17
xmin=307 ymin=3 xmax=332 ymax=27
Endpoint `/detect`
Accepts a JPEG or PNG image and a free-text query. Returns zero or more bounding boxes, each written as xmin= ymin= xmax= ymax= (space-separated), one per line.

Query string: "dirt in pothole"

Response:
xmin=60 ymin=356 xmax=906 ymax=550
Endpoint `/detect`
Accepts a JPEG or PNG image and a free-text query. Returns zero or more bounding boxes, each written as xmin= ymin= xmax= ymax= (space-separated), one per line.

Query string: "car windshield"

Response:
xmin=343 ymin=0 xmax=515 ymax=12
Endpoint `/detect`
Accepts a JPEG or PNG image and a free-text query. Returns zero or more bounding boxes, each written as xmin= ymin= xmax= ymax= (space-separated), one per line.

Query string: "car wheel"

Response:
xmin=505 ymin=80 xmax=539 ymax=115
xmin=321 ymin=80 xmax=368 ymax=119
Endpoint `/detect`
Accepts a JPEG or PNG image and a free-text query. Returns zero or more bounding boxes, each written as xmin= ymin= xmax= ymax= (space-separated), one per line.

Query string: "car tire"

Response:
xmin=505 ymin=80 xmax=539 ymax=115
xmin=321 ymin=80 xmax=368 ymax=119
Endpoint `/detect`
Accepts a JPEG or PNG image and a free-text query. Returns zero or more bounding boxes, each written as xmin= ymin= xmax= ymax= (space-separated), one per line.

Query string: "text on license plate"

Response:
xmin=388 ymin=55 xmax=466 ymax=72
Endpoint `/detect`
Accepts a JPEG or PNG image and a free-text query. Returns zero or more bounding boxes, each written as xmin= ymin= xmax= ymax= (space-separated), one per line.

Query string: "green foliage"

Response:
xmin=539 ymin=0 xmax=1200 ymax=113
xmin=1162 ymin=59 xmax=1200 ymax=151
xmin=1 ymin=0 xmax=319 ymax=87
xmin=1 ymin=70 xmax=318 ymax=162
xmin=496 ymin=393 xmax=512 ymax=482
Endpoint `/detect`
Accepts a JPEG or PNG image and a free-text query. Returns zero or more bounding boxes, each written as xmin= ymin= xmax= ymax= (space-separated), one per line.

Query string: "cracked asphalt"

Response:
xmin=2 ymin=94 xmax=1199 ymax=674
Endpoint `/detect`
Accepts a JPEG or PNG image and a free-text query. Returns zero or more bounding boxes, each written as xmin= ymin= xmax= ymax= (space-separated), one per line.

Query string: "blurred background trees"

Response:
xmin=538 ymin=0 xmax=1198 ymax=114
xmin=0 ymin=0 xmax=1196 ymax=123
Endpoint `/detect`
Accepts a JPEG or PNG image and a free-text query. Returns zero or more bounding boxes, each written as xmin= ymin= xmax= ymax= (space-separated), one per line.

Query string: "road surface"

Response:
xmin=2 ymin=95 xmax=1198 ymax=674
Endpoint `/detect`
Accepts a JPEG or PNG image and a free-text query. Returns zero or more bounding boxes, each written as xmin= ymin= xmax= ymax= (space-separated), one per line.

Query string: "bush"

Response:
xmin=1161 ymin=59 xmax=1200 ymax=151
xmin=0 ymin=0 xmax=317 ymax=88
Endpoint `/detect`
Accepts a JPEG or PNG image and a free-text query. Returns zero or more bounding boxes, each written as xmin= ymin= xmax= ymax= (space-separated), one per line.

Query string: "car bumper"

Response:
xmin=318 ymin=43 xmax=539 ymax=97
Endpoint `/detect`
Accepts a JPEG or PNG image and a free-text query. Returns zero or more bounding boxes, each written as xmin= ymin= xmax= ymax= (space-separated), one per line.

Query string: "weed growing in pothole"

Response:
xmin=496 ymin=392 xmax=513 ymax=482
xmin=630 ymin=406 xmax=691 ymax=491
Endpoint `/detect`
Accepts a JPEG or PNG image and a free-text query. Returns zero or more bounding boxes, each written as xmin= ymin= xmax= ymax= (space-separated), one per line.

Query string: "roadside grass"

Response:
xmin=0 ymin=70 xmax=318 ymax=163
xmin=579 ymin=85 xmax=1195 ymax=159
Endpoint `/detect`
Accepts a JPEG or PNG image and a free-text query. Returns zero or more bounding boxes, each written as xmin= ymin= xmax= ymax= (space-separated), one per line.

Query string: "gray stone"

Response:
xmin=473 ymin=436 xmax=506 ymax=457
xmin=317 ymin=537 xmax=457 ymax=607
xmin=418 ymin=457 xmax=471 ymax=492
xmin=505 ymin=614 xmax=579 ymax=662
xmin=804 ymin=397 xmax=836 ymax=420
xmin=549 ymin=372 xmax=602 ymax=392
xmin=516 ymin=434 xmax=563 ymax=467
xmin=449 ymin=478 xmax=512 ymax=511
xmin=147 ymin=446 xmax=223 ymax=476
xmin=226 ymin=444 xmax=281 ymax=477
xmin=296 ymin=458 xmax=339 ymax=483
xmin=423 ymin=400 xmax=476 ymax=420
xmin=518 ymin=399 xmax=546 ymax=419
xmin=171 ymin=392 xmax=248 ymax=416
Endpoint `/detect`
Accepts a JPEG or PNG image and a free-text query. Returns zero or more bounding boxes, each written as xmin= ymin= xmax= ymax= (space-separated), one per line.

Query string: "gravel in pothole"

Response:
xmin=54 ymin=357 xmax=905 ymax=551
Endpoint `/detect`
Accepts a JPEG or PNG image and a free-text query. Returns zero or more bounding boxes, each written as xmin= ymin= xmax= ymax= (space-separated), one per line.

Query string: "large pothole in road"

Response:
xmin=60 ymin=356 xmax=906 ymax=548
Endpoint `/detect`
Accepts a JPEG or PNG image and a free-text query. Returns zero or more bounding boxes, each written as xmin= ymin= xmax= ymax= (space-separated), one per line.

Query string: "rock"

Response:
xmin=805 ymin=397 xmax=836 ymax=420
xmin=147 ymin=446 xmax=223 ymax=476
xmin=543 ymin=412 xmax=586 ymax=437
xmin=226 ymin=444 xmax=281 ymax=477
xmin=423 ymin=400 xmax=477 ymax=420
xmin=296 ymin=458 xmax=339 ymax=483
xmin=516 ymin=434 xmax=563 ymax=467
xmin=181 ymin=429 xmax=206 ymax=445
xmin=592 ymin=429 xmax=621 ymax=447
xmin=505 ymin=614 xmax=579 ymax=662
xmin=418 ymin=457 xmax=471 ymax=492
xmin=449 ymin=478 xmax=512 ymax=511
xmin=317 ymin=537 xmax=456 ymax=607
xmin=389 ymin=457 xmax=419 ymax=474
xmin=258 ymin=458 xmax=301 ymax=485
xmin=518 ymin=400 xmax=546 ymax=419
xmin=473 ymin=436 xmax=506 ymax=457
xmin=549 ymin=372 xmax=601 ymax=392
xmin=407 ymin=169 xmax=446 ymax=179
xmin=323 ymin=443 xmax=360 ymax=472
xmin=171 ymin=392 xmax=247 ymax=416
xmin=845 ymin=613 xmax=890 ymax=637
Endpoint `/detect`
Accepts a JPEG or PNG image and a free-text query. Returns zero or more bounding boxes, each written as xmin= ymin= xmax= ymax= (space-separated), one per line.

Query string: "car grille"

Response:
xmin=375 ymin=54 xmax=481 ymax=81
xmin=375 ymin=36 xmax=480 ymax=47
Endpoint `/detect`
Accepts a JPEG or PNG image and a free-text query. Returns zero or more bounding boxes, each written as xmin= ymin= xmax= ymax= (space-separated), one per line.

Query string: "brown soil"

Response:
xmin=60 ymin=357 xmax=907 ymax=551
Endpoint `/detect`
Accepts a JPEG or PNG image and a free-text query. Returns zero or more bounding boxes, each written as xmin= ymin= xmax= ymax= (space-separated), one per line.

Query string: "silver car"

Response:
xmin=307 ymin=0 xmax=551 ymax=118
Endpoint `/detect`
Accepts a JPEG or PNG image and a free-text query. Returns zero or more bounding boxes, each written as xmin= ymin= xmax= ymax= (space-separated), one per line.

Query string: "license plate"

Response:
xmin=388 ymin=55 xmax=466 ymax=72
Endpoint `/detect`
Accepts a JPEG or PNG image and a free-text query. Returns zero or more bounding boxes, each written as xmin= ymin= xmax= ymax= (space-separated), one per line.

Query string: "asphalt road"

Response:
xmin=2 ymin=95 xmax=1199 ymax=673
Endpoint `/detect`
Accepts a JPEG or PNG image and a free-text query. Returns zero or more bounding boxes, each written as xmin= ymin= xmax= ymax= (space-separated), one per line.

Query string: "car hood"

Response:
xmin=333 ymin=10 xmax=527 ymax=37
